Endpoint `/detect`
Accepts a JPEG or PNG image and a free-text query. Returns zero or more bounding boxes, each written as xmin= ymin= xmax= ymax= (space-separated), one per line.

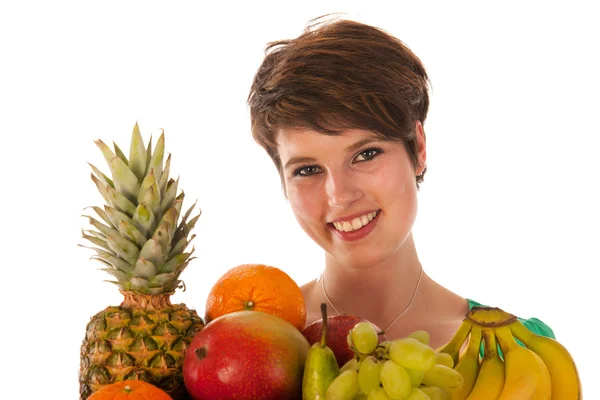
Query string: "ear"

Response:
xmin=415 ymin=121 xmax=427 ymax=175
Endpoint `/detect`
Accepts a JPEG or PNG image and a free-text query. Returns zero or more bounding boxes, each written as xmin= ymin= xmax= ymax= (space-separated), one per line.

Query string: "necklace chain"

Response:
xmin=320 ymin=267 xmax=424 ymax=334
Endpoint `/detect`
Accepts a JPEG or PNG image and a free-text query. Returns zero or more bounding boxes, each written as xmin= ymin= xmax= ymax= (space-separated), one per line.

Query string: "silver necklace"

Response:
xmin=319 ymin=267 xmax=424 ymax=334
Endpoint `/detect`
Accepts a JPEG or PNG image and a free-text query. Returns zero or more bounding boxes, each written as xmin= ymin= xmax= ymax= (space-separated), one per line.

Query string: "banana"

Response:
xmin=464 ymin=328 xmax=504 ymax=400
xmin=510 ymin=320 xmax=582 ymax=399
xmin=495 ymin=326 xmax=551 ymax=400
xmin=530 ymin=351 xmax=553 ymax=399
xmin=451 ymin=324 xmax=482 ymax=399
xmin=437 ymin=319 xmax=472 ymax=367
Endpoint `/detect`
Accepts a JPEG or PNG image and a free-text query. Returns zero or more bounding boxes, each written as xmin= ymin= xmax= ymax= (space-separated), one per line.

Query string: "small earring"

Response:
xmin=418 ymin=163 xmax=424 ymax=167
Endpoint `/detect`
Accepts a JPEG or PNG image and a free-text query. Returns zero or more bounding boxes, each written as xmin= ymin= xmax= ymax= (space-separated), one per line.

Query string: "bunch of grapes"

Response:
xmin=325 ymin=322 xmax=463 ymax=399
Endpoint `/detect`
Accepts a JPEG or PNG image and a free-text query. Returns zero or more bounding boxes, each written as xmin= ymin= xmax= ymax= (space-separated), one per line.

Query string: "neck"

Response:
xmin=321 ymin=234 xmax=425 ymax=328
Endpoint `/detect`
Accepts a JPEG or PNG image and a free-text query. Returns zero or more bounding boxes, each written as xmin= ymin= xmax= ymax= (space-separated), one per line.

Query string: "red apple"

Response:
xmin=183 ymin=310 xmax=310 ymax=400
xmin=302 ymin=315 xmax=387 ymax=367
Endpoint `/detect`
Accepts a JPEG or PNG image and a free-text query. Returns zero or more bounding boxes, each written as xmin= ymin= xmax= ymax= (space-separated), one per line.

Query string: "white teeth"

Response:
xmin=333 ymin=211 xmax=378 ymax=233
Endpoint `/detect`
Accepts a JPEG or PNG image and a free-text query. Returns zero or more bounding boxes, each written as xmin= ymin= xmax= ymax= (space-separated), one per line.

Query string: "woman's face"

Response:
xmin=276 ymin=125 xmax=426 ymax=269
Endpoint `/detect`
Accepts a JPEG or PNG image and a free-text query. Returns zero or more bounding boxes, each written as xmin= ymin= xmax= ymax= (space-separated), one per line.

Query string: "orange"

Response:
xmin=88 ymin=380 xmax=172 ymax=400
xmin=204 ymin=263 xmax=306 ymax=331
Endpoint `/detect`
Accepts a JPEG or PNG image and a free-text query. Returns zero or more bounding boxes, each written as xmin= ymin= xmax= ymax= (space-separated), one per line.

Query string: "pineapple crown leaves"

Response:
xmin=80 ymin=123 xmax=200 ymax=295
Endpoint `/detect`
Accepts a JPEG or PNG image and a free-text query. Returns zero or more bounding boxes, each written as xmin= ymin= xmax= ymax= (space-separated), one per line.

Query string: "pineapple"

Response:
xmin=79 ymin=123 xmax=204 ymax=400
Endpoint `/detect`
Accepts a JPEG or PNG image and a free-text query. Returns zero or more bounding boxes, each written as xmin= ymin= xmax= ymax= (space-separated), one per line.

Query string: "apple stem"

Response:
xmin=320 ymin=303 xmax=328 ymax=347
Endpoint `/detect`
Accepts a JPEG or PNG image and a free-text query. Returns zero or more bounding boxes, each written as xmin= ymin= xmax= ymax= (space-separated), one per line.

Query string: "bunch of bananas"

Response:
xmin=437 ymin=306 xmax=582 ymax=399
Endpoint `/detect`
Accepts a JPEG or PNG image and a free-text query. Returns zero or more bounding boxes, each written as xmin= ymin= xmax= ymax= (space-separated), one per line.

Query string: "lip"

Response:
xmin=328 ymin=210 xmax=381 ymax=242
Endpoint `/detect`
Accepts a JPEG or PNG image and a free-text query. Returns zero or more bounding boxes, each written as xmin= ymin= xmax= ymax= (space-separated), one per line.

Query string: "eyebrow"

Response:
xmin=282 ymin=137 xmax=381 ymax=170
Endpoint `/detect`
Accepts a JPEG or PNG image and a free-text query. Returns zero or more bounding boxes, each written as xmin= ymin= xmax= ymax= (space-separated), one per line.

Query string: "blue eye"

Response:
xmin=293 ymin=165 xmax=322 ymax=176
xmin=354 ymin=147 xmax=383 ymax=162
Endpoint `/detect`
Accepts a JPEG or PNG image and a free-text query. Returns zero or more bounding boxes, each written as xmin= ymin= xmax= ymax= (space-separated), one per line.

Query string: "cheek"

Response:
xmin=396 ymin=182 xmax=419 ymax=226
xmin=287 ymin=183 xmax=320 ymax=220
xmin=286 ymin=183 xmax=327 ymax=240
xmin=371 ymin=166 xmax=418 ymax=215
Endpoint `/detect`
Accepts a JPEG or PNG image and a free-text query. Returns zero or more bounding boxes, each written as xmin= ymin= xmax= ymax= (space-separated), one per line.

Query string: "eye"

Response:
xmin=354 ymin=147 xmax=383 ymax=162
xmin=293 ymin=165 xmax=322 ymax=177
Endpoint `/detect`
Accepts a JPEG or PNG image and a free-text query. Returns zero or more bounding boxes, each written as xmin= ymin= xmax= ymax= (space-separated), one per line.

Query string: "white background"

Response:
xmin=1 ymin=0 xmax=598 ymax=397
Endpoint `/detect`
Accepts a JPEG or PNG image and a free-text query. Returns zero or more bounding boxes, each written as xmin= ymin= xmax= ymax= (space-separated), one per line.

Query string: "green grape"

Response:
xmin=367 ymin=387 xmax=392 ymax=400
xmin=350 ymin=321 xmax=379 ymax=354
xmin=407 ymin=330 xmax=430 ymax=345
xmin=357 ymin=356 xmax=382 ymax=394
xmin=380 ymin=360 xmax=412 ymax=399
xmin=379 ymin=340 xmax=392 ymax=352
xmin=405 ymin=387 xmax=431 ymax=400
xmin=405 ymin=367 xmax=425 ymax=387
xmin=434 ymin=352 xmax=454 ymax=368
xmin=354 ymin=393 xmax=368 ymax=400
xmin=340 ymin=357 xmax=361 ymax=373
xmin=389 ymin=338 xmax=436 ymax=370
xmin=325 ymin=369 xmax=360 ymax=400
xmin=421 ymin=364 xmax=463 ymax=390
xmin=418 ymin=386 xmax=446 ymax=400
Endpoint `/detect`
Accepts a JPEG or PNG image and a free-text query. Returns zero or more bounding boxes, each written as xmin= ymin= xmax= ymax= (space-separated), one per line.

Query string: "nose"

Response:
xmin=325 ymin=168 xmax=362 ymax=208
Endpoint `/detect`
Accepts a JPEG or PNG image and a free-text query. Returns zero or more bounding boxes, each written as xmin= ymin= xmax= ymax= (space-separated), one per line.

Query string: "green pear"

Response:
xmin=302 ymin=303 xmax=341 ymax=399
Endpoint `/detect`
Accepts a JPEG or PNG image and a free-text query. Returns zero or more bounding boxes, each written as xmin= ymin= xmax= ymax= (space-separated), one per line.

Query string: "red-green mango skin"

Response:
xmin=183 ymin=310 xmax=310 ymax=400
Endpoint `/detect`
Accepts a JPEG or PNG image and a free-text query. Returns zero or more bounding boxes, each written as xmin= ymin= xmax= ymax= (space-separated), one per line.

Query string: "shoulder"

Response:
xmin=300 ymin=278 xmax=318 ymax=300
xmin=467 ymin=298 xmax=556 ymax=339
xmin=300 ymin=278 xmax=322 ymax=328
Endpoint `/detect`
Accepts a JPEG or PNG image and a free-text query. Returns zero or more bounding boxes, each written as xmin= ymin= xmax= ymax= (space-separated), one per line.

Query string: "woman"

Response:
xmin=247 ymin=17 xmax=553 ymax=349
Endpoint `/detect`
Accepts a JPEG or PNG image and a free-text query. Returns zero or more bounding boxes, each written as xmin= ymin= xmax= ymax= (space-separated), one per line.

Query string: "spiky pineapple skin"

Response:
xmin=79 ymin=294 xmax=204 ymax=400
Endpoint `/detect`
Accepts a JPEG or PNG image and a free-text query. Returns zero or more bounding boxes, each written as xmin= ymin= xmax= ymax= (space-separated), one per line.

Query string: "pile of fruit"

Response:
xmin=302 ymin=304 xmax=464 ymax=400
xmin=436 ymin=307 xmax=583 ymax=400
xmin=78 ymin=125 xmax=582 ymax=400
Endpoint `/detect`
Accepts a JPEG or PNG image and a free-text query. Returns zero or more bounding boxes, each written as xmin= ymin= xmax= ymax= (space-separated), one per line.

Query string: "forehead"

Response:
xmin=276 ymin=127 xmax=382 ymax=158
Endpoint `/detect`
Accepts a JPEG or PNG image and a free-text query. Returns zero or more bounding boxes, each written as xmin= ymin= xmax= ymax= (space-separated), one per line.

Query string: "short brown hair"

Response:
xmin=248 ymin=16 xmax=431 ymax=188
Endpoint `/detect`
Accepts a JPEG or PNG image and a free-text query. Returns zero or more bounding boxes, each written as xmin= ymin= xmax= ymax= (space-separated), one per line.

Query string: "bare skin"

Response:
xmin=300 ymin=262 xmax=469 ymax=350
xmin=278 ymin=122 xmax=469 ymax=350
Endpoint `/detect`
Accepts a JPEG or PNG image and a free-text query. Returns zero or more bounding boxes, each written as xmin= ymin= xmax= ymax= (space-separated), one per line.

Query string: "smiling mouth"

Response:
xmin=331 ymin=211 xmax=379 ymax=232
